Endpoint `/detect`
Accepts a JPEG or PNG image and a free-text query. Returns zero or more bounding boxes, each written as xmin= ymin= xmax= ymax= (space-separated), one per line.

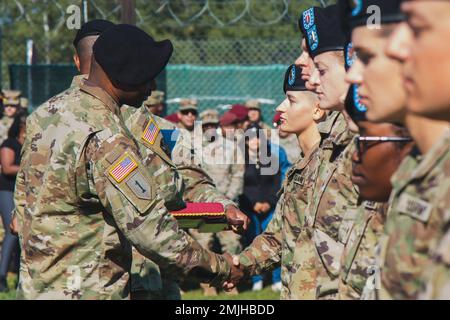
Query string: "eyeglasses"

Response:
xmin=180 ymin=110 xmax=197 ymax=116
xmin=355 ymin=136 xmax=413 ymax=158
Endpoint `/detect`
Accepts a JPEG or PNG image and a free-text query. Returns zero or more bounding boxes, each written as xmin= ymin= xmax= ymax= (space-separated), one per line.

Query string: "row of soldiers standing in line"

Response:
xmin=221 ymin=0 xmax=450 ymax=300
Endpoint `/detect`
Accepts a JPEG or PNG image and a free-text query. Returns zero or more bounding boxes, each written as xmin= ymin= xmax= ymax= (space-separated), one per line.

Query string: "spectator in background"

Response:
xmin=190 ymin=109 xmax=244 ymax=296
xmin=164 ymin=112 xmax=180 ymax=124
xmin=143 ymin=90 xmax=165 ymax=117
xmin=229 ymin=104 xmax=249 ymax=132
xmin=273 ymin=110 xmax=302 ymax=164
xmin=0 ymin=114 xmax=26 ymax=292
xmin=239 ymin=123 xmax=281 ymax=291
xmin=245 ymin=99 xmax=271 ymax=130
xmin=0 ymin=90 xmax=26 ymax=145
xmin=219 ymin=111 xmax=238 ymax=140
xmin=177 ymin=102 xmax=198 ymax=133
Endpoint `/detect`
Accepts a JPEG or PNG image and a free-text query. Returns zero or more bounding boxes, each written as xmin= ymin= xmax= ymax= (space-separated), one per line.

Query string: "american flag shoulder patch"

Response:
xmin=108 ymin=152 xmax=138 ymax=183
xmin=141 ymin=118 xmax=160 ymax=145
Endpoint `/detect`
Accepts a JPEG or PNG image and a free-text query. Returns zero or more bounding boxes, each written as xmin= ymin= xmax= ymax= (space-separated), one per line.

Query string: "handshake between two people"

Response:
xmin=219 ymin=205 xmax=249 ymax=291
xmin=221 ymin=253 xmax=246 ymax=291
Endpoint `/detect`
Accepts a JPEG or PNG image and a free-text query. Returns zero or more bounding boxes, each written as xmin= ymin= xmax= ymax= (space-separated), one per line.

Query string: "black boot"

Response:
xmin=0 ymin=277 xmax=8 ymax=293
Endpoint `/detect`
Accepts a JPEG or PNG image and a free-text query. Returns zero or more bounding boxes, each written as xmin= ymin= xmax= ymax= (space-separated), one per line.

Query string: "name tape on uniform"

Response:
xmin=397 ymin=193 xmax=432 ymax=222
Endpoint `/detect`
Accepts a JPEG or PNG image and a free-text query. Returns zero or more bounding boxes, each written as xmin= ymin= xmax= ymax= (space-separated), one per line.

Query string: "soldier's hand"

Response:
xmin=253 ymin=202 xmax=263 ymax=213
xmin=260 ymin=202 xmax=271 ymax=214
xmin=224 ymin=205 xmax=249 ymax=233
xmin=222 ymin=254 xmax=244 ymax=292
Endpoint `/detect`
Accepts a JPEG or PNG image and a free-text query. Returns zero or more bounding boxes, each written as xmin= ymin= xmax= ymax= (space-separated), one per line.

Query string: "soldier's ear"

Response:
xmin=312 ymin=105 xmax=326 ymax=122
xmin=73 ymin=54 xmax=81 ymax=72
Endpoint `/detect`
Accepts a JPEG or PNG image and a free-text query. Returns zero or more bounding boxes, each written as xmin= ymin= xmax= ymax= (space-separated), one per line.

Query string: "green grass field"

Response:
xmin=0 ymin=273 xmax=280 ymax=300
xmin=183 ymin=287 xmax=279 ymax=300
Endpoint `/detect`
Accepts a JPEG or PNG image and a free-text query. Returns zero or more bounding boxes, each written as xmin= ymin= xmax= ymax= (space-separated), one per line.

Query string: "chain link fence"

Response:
xmin=0 ymin=0 xmax=333 ymax=121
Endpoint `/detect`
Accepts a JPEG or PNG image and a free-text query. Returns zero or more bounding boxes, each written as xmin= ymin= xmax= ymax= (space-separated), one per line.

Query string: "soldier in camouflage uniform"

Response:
xmin=14 ymin=24 xmax=237 ymax=300
xmin=228 ymin=65 xmax=325 ymax=299
xmin=295 ymin=5 xmax=359 ymax=299
xmin=409 ymin=0 xmax=450 ymax=299
xmin=367 ymin=0 xmax=450 ymax=299
xmin=0 ymin=90 xmax=27 ymax=144
xmin=230 ymin=7 xmax=360 ymax=299
xmin=338 ymin=0 xmax=414 ymax=299
xmin=338 ymin=61 xmax=413 ymax=299
xmin=142 ymin=90 xmax=165 ymax=117
xmin=245 ymin=99 xmax=271 ymax=131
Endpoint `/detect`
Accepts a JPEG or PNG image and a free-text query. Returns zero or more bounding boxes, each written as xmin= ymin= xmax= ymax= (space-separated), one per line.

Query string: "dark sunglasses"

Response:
xmin=355 ymin=136 xmax=413 ymax=158
xmin=180 ymin=110 xmax=197 ymax=116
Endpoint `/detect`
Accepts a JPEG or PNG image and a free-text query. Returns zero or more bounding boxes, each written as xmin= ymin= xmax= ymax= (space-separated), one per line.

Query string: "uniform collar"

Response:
xmin=390 ymin=128 xmax=450 ymax=194
xmin=71 ymin=75 xmax=86 ymax=88
xmin=317 ymin=111 xmax=340 ymax=135
xmin=80 ymin=81 xmax=121 ymax=117
xmin=321 ymin=112 xmax=352 ymax=150
xmin=409 ymin=127 xmax=450 ymax=181
xmin=297 ymin=141 xmax=320 ymax=168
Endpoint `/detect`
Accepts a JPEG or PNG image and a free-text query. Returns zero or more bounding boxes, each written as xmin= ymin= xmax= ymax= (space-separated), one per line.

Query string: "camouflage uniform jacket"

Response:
xmin=419 ymin=170 xmax=450 ymax=299
xmin=239 ymin=141 xmax=322 ymax=299
xmin=302 ymin=111 xmax=359 ymax=299
xmin=380 ymin=129 xmax=450 ymax=299
xmin=338 ymin=201 xmax=388 ymax=300
xmin=15 ymin=82 xmax=230 ymax=300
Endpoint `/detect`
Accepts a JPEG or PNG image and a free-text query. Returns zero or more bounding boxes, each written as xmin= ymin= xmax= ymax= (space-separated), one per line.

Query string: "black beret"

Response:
xmin=93 ymin=24 xmax=173 ymax=87
xmin=339 ymin=0 xmax=405 ymax=33
xmin=298 ymin=6 xmax=323 ymax=37
xmin=283 ymin=64 xmax=307 ymax=94
xmin=345 ymin=84 xmax=367 ymax=122
xmin=299 ymin=5 xmax=346 ymax=58
xmin=73 ymin=19 xmax=115 ymax=47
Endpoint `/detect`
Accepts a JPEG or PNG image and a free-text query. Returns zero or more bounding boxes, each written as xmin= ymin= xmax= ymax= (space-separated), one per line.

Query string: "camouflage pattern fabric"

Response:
xmin=301 ymin=112 xmax=359 ymax=299
xmin=121 ymin=104 xmax=237 ymax=299
xmin=380 ymin=129 xmax=450 ymax=299
xmin=339 ymin=201 xmax=388 ymax=300
xmin=239 ymin=141 xmax=321 ymax=299
xmin=14 ymin=81 xmax=230 ymax=299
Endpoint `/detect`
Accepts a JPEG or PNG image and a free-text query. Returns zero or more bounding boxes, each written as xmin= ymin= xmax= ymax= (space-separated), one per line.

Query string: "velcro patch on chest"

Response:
xmin=293 ymin=172 xmax=306 ymax=186
xmin=108 ymin=153 xmax=138 ymax=183
xmin=142 ymin=118 xmax=160 ymax=145
xmin=397 ymin=193 xmax=432 ymax=222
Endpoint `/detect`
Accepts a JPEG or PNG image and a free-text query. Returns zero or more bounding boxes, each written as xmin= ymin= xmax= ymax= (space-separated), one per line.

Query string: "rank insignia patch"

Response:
xmin=109 ymin=153 xmax=138 ymax=183
xmin=307 ymin=25 xmax=319 ymax=52
xmin=142 ymin=118 xmax=160 ymax=145
xmin=302 ymin=8 xmax=315 ymax=31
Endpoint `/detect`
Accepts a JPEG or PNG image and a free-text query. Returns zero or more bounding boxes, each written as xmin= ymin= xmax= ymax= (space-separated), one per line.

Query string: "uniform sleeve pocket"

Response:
xmin=313 ymin=228 xmax=344 ymax=278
